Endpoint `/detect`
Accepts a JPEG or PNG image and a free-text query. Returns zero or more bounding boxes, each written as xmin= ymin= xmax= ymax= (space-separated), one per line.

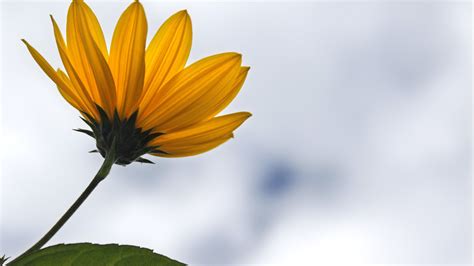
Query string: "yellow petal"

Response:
xmin=208 ymin=66 xmax=250 ymax=118
xmin=150 ymin=112 xmax=251 ymax=157
xmin=57 ymin=68 xmax=73 ymax=88
xmin=66 ymin=1 xmax=101 ymax=107
xmin=109 ymin=1 xmax=147 ymax=118
xmin=140 ymin=10 xmax=192 ymax=113
xmin=51 ymin=15 xmax=98 ymax=118
xmin=21 ymin=39 xmax=85 ymax=112
xmin=56 ymin=69 xmax=83 ymax=111
xmin=74 ymin=3 xmax=117 ymax=116
xmin=22 ymin=40 xmax=65 ymax=88
xmin=152 ymin=136 xmax=232 ymax=158
xmin=138 ymin=52 xmax=242 ymax=131
xmin=80 ymin=0 xmax=108 ymax=59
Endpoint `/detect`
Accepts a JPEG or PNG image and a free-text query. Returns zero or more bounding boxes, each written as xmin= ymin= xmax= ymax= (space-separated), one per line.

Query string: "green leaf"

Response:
xmin=11 ymin=243 xmax=185 ymax=266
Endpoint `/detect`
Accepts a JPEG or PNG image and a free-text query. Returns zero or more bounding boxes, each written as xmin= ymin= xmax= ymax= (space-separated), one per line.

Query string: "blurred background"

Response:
xmin=1 ymin=0 xmax=471 ymax=265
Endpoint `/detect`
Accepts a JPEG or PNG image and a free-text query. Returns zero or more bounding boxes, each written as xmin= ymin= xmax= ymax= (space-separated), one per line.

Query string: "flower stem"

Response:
xmin=9 ymin=150 xmax=116 ymax=265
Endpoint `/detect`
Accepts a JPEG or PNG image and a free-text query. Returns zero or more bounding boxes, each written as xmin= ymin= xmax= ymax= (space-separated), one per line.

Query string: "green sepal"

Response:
xmin=74 ymin=128 xmax=95 ymax=138
xmin=80 ymin=116 xmax=95 ymax=128
xmin=135 ymin=157 xmax=155 ymax=164
xmin=144 ymin=132 xmax=165 ymax=143
xmin=150 ymin=149 xmax=169 ymax=155
xmin=79 ymin=107 xmax=166 ymax=166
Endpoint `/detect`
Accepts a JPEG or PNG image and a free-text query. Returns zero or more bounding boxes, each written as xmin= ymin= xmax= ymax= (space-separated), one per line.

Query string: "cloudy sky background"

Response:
xmin=1 ymin=1 xmax=471 ymax=264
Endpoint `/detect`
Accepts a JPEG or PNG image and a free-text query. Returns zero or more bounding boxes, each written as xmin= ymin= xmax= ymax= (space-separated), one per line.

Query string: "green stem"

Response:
xmin=9 ymin=151 xmax=116 ymax=265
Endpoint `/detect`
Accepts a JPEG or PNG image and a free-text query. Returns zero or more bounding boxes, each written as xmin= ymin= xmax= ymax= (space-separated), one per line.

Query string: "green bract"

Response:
xmin=77 ymin=105 xmax=166 ymax=166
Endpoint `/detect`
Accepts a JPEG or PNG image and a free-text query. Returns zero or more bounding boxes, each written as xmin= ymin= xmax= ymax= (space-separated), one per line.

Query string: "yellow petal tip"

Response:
xmin=174 ymin=10 xmax=190 ymax=20
xmin=227 ymin=52 xmax=242 ymax=62
xmin=238 ymin=112 xmax=252 ymax=119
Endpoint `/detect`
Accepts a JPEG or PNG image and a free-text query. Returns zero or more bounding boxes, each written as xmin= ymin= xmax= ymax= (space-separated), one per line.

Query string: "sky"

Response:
xmin=1 ymin=0 xmax=472 ymax=265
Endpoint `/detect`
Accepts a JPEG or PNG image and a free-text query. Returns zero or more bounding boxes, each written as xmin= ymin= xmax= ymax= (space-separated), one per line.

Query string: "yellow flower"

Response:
xmin=22 ymin=0 xmax=251 ymax=165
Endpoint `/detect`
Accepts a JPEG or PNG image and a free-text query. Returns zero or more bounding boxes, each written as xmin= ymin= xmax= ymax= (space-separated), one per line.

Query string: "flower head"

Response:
xmin=23 ymin=0 xmax=251 ymax=165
